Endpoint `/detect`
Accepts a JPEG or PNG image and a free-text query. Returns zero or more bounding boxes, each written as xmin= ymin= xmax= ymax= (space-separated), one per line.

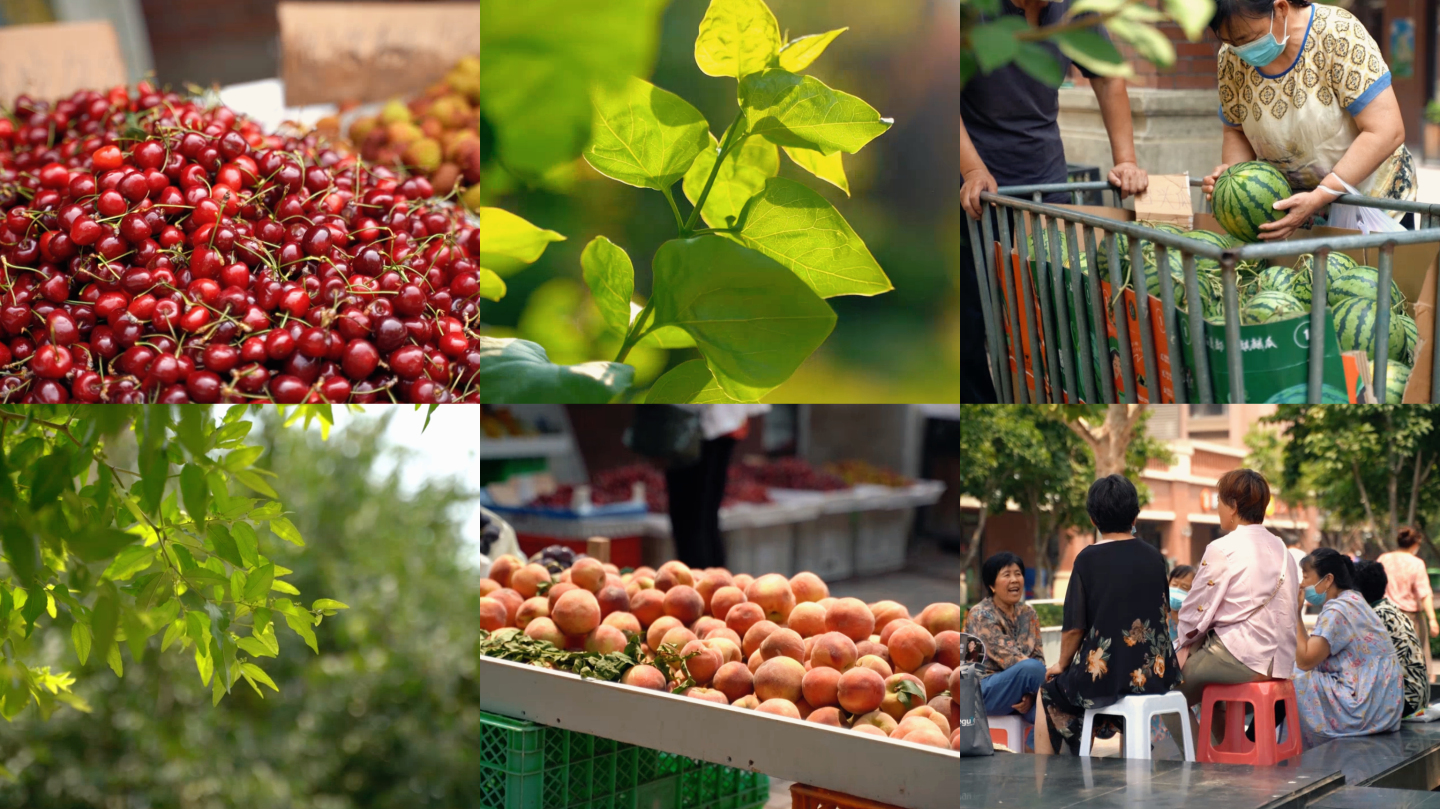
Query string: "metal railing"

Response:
xmin=967 ymin=179 xmax=1440 ymax=404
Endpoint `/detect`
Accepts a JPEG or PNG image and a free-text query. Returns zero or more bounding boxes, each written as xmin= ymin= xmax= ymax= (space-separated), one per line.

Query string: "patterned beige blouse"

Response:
xmin=1217 ymin=4 xmax=1416 ymax=217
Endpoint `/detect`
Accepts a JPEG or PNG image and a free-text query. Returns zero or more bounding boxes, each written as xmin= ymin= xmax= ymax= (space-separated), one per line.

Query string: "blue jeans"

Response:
xmin=980 ymin=658 xmax=1046 ymax=724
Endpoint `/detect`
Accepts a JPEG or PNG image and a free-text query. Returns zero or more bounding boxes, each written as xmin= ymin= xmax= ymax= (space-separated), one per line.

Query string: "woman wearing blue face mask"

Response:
xmin=1200 ymin=0 xmax=1415 ymax=239
xmin=1293 ymin=548 xmax=1403 ymax=748
xmin=1168 ymin=565 xmax=1196 ymax=642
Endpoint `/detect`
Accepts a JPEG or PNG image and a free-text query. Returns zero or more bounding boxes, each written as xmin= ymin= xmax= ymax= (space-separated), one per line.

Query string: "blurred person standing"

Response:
xmin=664 ymin=406 xmax=770 ymax=570
xmin=1377 ymin=526 xmax=1438 ymax=673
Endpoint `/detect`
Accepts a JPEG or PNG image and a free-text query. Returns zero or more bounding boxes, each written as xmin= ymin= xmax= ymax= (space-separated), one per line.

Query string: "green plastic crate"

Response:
xmin=481 ymin=711 xmax=769 ymax=809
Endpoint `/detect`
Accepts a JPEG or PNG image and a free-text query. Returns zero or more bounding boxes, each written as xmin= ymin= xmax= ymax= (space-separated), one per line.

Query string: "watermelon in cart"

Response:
xmin=1212 ymin=162 xmax=1291 ymax=243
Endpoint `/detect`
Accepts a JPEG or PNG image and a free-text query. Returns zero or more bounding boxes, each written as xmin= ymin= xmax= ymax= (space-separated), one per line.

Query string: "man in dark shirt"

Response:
xmin=961 ymin=0 xmax=1149 ymax=402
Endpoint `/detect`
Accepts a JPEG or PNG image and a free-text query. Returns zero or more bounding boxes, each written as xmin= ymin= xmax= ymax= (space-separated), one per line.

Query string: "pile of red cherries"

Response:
xmin=0 ymin=82 xmax=480 ymax=403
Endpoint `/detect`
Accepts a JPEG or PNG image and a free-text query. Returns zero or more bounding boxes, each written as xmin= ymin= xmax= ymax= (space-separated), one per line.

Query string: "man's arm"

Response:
xmin=961 ymin=118 xmax=997 ymax=219
xmin=1090 ymin=77 xmax=1147 ymax=198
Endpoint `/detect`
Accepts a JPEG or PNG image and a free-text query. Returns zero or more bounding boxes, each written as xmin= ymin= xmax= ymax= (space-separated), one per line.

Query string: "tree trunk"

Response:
xmin=960 ymin=507 xmax=989 ymax=605
xmin=1351 ymin=459 xmax=1378 ymax=537
xmin=1067 ymin=404 xmax=1147 ymax=479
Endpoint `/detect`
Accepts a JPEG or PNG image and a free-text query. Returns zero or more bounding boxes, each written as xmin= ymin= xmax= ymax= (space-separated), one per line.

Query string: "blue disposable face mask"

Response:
xmin=1304 ymin=577 xmax=1330 ymax=607
xmin=1169 ymin=587 xmax=1188 ymax=611
xmin=1233 ymin=8 xmax=1290 ymax=68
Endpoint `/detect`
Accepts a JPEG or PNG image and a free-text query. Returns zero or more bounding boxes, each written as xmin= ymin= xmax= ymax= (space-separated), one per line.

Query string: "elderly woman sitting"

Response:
xmin=963 ymin=552 xmax=1046 ymax=723
xmin=1294 ymin=549 xmax=1403 ymax=747
xmin=1353 ymin=560 xmax=1429 ymax=717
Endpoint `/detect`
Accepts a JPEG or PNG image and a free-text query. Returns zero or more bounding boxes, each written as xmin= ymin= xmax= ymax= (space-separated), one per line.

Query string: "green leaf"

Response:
xmin=782 ymin=146 xmax=848 ymax=196
xmin=283 ymin=611 xmax=320 ymax=654
xmin=93 ymin=463 xmax=113 ymax=520
xmin=478 ymin=207 xmax=566 ymax=276
xmin=269 ymin=516 xmax=304 ymax=547
xmin=30 ymin=447 xmax=73 ymax=510
xmin=160 ymin=619 xmax=185 ymax=652
xmin=237 ymin=637 xmax=277 ymax=658
xmin=212 ymin=420 xmax=252 ymax=448
xmin=731 ymin=177 xmax=891 ymax=298
xmin=241 ymin=661 xmax=279 ymax=692
xmin=584 ymin=76 xmax=711 ymax=191
xmin=270 ymin=579 xmax=301 ymax=595
xmin=683 ymin=131 xmax=779 ymax=229
xmin=1013 ymin=43 xmax=1066 ymax=87
xmin=647 ymin=237 xmax=836 ymax=398
xmin=1165 ymin=0 xmax=1217 ymax=40
xmin=101 ymin=545 xmax=155 ymax=581
xmin=138 ymin=450 xmax=168 ymax=516
xmin=311 ymin=599 xmax=349 ymax=612
xmin=206 ymin=524 xmax=244 ymax=568
xmin=694 ymin=0 xmax=781 ymax=78
xmin=175 ymin=405 xmax=209 ymax=458
xmin=107 ymin=642 xmax=123 ymax=677
xmin=243 ymin=563 xmax=274 ymax=603
xmin=179 ymin=463 xmax=208 ymax=527
xmin=637 ymin=323 xmax=698 ymax=350
xmin=69 ymin=526 xmax=140 ymax=563
xmin=223 ymin=445 xmax=264 ymax=471
xmin=481 ymin=0 xmax=669 ymax=176
xmin=739 ymin=70 xmax=891 ymax=155
xmin=645 ymin=359 xmax=755 ymax=403
xmin=71 ymin=621 xmax=92 ymax=665
xmin=91 ymin=585 xmax=119 ymax=668
xmin=480 ymin=337 xmax=635 ymax=404
xmin=1070 ymin=0 xmax=1130 ymax=12
xmin=777 ymin=28 xmax=847 ymax=72
xmin=1055 ymin=31 xmax=1135 ymax=78
xmin=0 ymin=523 xmax=40 ymax=583
xmin=480 ymin=268 xmax=508 ymax=302
xmin=1107 ymin=18 xmax=1175 ymax=67
xmin=231 ymin=521 xmax=259 ymax=567
xmin=232 ymin=469 xmax=277 ymax=498
xmin=970 ymin=18 xmax=1026 ymax=73
xmin=581 ymin=237 xmax=635 ymax=334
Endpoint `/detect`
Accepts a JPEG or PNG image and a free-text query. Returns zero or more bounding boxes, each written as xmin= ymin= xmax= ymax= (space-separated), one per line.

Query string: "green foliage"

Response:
xmin=481 ymin=0 xmax=890 ymax=402
xmin=0 ymin=405 xmax=344 ymax=726
xmin=0 ymin=409 xmax=478 ymax=808
xmin=1033 ymin=602 xmax=1064 ymax=628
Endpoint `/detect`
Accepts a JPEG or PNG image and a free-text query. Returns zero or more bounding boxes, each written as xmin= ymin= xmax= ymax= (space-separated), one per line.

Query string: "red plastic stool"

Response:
xmin=1197 ymin=680 xmax=1303 ymax=765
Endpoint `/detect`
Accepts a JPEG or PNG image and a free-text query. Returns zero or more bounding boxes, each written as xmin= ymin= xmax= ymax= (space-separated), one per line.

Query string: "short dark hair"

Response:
xmin=1353 ymin=560 xmax=1388 ymax=603
xmin=1301 ymin=547 xmax=1356 ymax=592
xmin=1208 ymin=0 xmax=1312 ymax=37
xmin=981 ymin=552 xmax=1025 ymax=597
xmin=1086 ymin=474 xmax=1140 ymax=534
xmin=1217 ymin=468 xmax=1270 ymax=524
xmin=1169 ymin=565 xmax=1196 ymax=584
xmin=1398 ymin=525 xmax=1426 ymax=550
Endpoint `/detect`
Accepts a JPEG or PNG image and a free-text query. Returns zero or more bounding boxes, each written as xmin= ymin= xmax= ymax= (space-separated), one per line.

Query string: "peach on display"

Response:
xmin=880 ymin=673 xmax=927 ymax=720
xmin=934 ymin=631 xmax=963 ymax=668
xmin=853 ymin=710 xmax=897 ymax=735
xmin=928 ymin=696 xmax=953 ymax=722
xmin=678 ymin=640 xmax=723 ymax=684
xmin=856 ymin=640 xmax=890 ymax=663
xmin=570 ymin=557 xmax=606 ymax=593
xmin=584 ymin=625 xmax=628 ymax=654
xmin=515 ymin=596 xmax=550 ymax=630
xmin=918 ymin=602 xmax=963 ymax=635
xmin=747 ymin=649 xmax=765 ymax=674
xmin=732 ymin=573 xmax=754 ymax=591
xmin=879 ymin=618 xmax=915 ymax=647
xmin=490 ymin=588 xmax=524 ymax=626
xmin=631 ymin=589 xmax=666 ymax=629
xmin=903 ymin=705 xmax=951 ymax=737
xmin=646 ymin=616 xmax=684 ymax=650
xmin=794 ymin=697 xmax=815 ymax=720
xmin=524 ymin=617 xmax=565 ymax=648
xmin=807 ymin=706 xmax=843 ymax=727
xmin=787 ymin=602 xmax=827 ymax=638
xmin=756 ymin=699 xmax=801 ymax=719
xmin=760 ymin=628 xmax=805 ymax=663
xmin=663 ymin=585 xmax=706 ymax=625
xmin=479 ymin=597 xmax=507 ymax=631
xmin=710 ymin=586 xmax=747 ymax=623
xmin=510 ymin=564 xmax=551 ymax=598
xmin=713 ymin=661 xmax=755 ymax=702
xmin=695 ymin=570 xmax=733 ymax=613
xmin=855 ymin=654 xmax=893 ymax=678
xmin=746 ymin=573 xmax=797 ymax=624
xmin=809 ymin=632 xmax=858 ymax=671
xmin=888 ymin=624 xmax=937 ymax=673
xmin=870 ymin=600 xmax=911 ymax=635
xmin=852 ymin=724 xmax=888 ymax=737
xmin=742 ymin=620 xmax=780 ymax=659
xmin=706 ymin=637 xmax=743 ymax=665
xmin=596 ymin=586 xmax=630 ymax=618
xmin=602 ymin=611 xmax=643 ymax=637
xmin=733 ymin=694 xmax=761 ymax=710
xmin=692 ymin=616 xmax=726 ymax=638
xmin=620 ymin=664 xmax=668 ymax=691
xmin=801 ymin=666 xmax=841 ymax=708
xmin=789 ymin=571 xmax=829 ymax=603
xmin=656 ymin=561 xmax=694 ymax=591
xmin=659 ymin=626 xmax=699 ymax=651
xmin=681 ymin=687 xmax=729 ymax=705
xmin=479 ymin=578 xmax=501 ymax=598
xmin=704 ymin=626 xmax=744 ymax=647
xmin=552 ymin=589 xmax=602 ymax=636
xmin=915 ymin=662 xmax=954 ymax=701
xmin=825 ymin=598 xmax=875 ymax=642
xmin=754 ymin=657 xmax=806 ymax=704
xmin=545 ymin=582 xmax=579 ymax=612
xmin=726 ymin=602 xmax=766 ymax=639
xmin=487 ymin=555 xmax=523 ymax=588
xmin=837 ymin=667 xmax=885 ymax=715
xmin=896 ymin=724 xmax=950 ymax=748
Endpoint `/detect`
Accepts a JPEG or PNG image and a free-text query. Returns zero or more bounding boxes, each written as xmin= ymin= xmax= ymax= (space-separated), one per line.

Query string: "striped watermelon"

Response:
xmin=1211 ymin=161 xmax=1291 ymax=243
xmin=1333 ymin=297 xmax=1419 ymax=363
xmin=1027 ymin=228 xmax=1086 ymax=270
xmin=1327 ymin=266 xmax=1407 ymax=313
xmin=1368 ymin=359 xmax=1413 ymax=402
xmin=1241 ymin=290 xmax=1306 ymax=325
xmin=1094 ymin=230 xmax=1129 ymax=283
xmin=1265 ymin=382 xmax=1352 ymax=403
xmin=1256 ymin=265 xmax=1308 ymax=304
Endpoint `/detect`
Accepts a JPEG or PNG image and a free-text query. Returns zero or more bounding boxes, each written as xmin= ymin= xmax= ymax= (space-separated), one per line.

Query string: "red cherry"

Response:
xmin=92 ymin=144 xmax=124 ymax=170
xmin=133 ymin=140 xmax=165 ymax=170
xmin=265 ymin=329 xmax=296 ymax=360
xmin=31 ymin=344 xmax=73 ymax=378
xmin=70 ymin=216 xmax=103 ymax=246
xmin=270 ymin=374 xmax=308 ymax=403
xmin=388 ymin=345 xmax=425 ymax=380
xmin=202 ymin=343 xmax=240 ymax=373
xmin=298 ymin=327 xmax=328 ymax=358
xmin=46 ymin=310 xmax=79 ymax=345
xmin=341 ymin=339 xmax=379 ymax=380
xmin=97 ymin=190 xmax=128 ymax=217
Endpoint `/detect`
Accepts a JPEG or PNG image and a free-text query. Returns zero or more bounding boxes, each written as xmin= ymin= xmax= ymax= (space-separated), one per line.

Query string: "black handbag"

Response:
xmin=624 ymin=405 xmax=703 ymax=468
xmin=954 ymin=633 xmax=994 ymax=756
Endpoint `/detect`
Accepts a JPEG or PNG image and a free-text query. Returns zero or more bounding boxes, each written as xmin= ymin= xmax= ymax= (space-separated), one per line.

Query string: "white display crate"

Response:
xmin=793 ymin=513 xmax=855 ymax=581
xmin=853 ymin=508 xmax=915 ymax=576
xmin=724 ymin=524 xmax=796 ymax=578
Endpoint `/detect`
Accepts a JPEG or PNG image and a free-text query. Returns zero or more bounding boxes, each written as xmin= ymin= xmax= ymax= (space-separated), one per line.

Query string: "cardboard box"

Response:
xmin=278 ymin=2 xmax=480 ymax=106
xmin=0 ymin=22 xmax=126 ymax=103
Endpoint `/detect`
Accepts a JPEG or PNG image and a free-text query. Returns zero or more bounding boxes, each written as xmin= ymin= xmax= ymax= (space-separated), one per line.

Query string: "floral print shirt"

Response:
xmin=963 ymin=597 xmax=1045 ymax=679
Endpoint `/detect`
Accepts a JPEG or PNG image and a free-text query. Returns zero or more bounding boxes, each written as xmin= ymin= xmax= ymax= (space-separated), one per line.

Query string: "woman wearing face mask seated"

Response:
xmin=1293 ymin=549 xmax=1403 ymax=747
xmin=964 ymin=552 xmax=1047 ymax=723
xmin=1201 ymin=0 xmax=1414 ymax=237
xmin=1168 ymin=565 xmax=1196 ymax=642
xmin=1353 ymin=560 xmax=1429 ymax=718
xmin=1167 ymin=469 xmax=1299 ymax=746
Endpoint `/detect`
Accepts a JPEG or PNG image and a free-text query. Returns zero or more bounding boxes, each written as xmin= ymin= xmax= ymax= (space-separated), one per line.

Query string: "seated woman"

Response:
xmin=1354 ymin=560 xmax=1429 ymax=717
xmin=1168 ymin=468 xmax=1298 ymax=746
xmin=964 ymin=552 xmax=1046 ymax=723
xmin=1294 ymin=549 xmax=1403 ymax=747
xmin=1035 ymin=475 xmax=1179 ymax=755
xmin=1168 ymin=565 xmax=1195 ymax=642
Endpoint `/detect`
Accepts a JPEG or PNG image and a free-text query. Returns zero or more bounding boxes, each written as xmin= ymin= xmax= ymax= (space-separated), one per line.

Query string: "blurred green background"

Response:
xmin=0 ymin=409 xmax=479 ymax=809
xmin=480 ymin=0 xmax=961 ymax=403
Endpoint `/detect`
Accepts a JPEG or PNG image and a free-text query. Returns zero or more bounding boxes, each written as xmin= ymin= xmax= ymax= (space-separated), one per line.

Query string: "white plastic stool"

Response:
xmin=987 ymin=714 xmax=1030 ymax=752
xmin=1078 ymin=692 xmax=1194 ymax=760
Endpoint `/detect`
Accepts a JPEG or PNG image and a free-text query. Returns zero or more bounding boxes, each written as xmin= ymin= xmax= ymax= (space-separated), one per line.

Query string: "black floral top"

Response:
xmin=1039 ymin=540 xmax=1180 ymax=752
xmin=963 ymin=597 xmax=1045 ymax=679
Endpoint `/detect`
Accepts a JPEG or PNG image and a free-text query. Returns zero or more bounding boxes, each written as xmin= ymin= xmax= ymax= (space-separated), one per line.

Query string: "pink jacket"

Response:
xmin=1176 ymin=523 xmax=1299 ymax=678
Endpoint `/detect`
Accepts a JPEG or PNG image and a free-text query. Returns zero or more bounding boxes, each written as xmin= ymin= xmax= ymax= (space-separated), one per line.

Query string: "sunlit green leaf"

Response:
xmin=102 ymin=545 xmax=156 ymax=581
xmin=233 ymin=469 xmax=277 ymax=498
xmin=777 ymin=28 xmax=847 ymax=72
xmin=179 ymin=463 xmax=208 ymax=527
xmin=71 ymin=621 xmax=92 ymax=665
xmin=91 ymin=585 xmax=119 ymax=669
xmin=311 ymin=599 xmax=349 ymax=612
xmin=269 ymin=517 xmax=304 ymax=547
xmin=581 ymin=236 xmax=635 ymax=334
xmin=231 ymin=521 xmax=259 ymax=567
xmin=283 ymin=611 xmax=319 ymax=654
xmin=684 ymin=131 xmax=779 ymax=229
xmin=740 ymin=69 xmax=891 ymax=155
xmin=645 ymin=359 xmax=754 ymax=403
xmin=70 ymin=526 xmax=140 ymax=563
xmin=30 ymin=447 xmax=73 ymax=510
xmin=782 ymin=146 xmax=848 ymax=196
xmin=695 ymin=0 xmax=781 ymax=78
xmin=584 ymin=76 xmax=711 ymax=191
xmin=480 ymin=337 xmax=635 ymax=404
xmin=243 ymin=564 xmax=274 ymax=603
